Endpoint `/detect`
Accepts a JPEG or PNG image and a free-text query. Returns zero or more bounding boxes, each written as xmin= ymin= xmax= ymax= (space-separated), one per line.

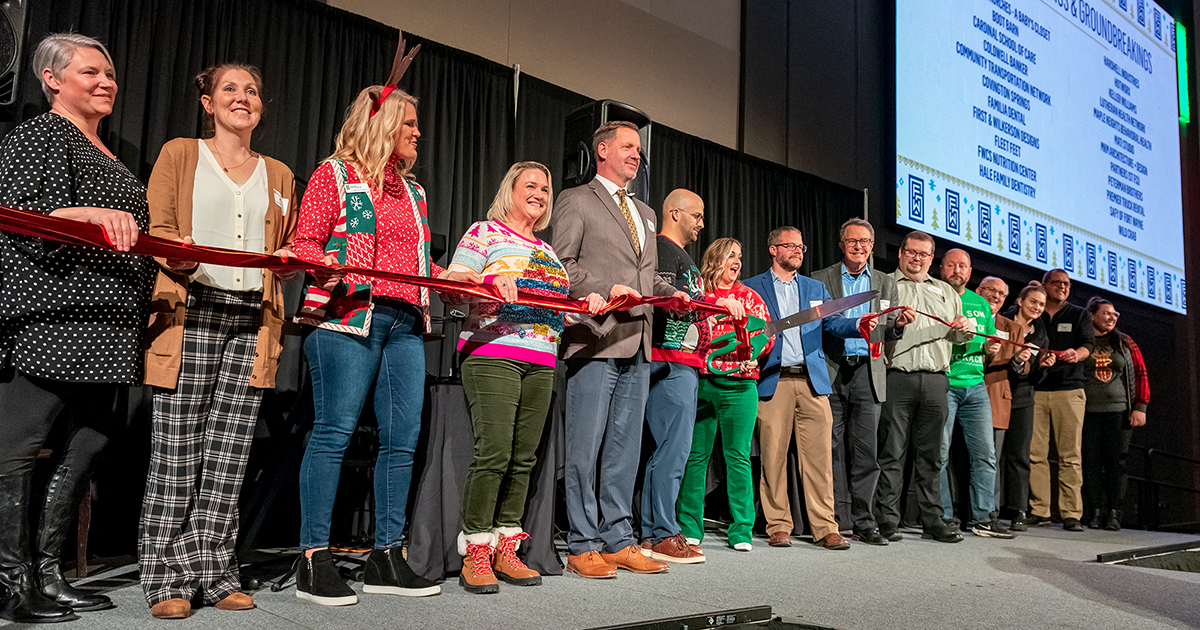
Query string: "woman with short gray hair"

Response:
xmin=0 ymin=33 xmax=154 ymax=623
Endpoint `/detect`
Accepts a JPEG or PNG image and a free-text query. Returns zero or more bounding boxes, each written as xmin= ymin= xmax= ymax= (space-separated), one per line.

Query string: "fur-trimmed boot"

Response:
xmin=457 ymin=532 xmax=498 ymax=594
xmin=493 ymin=527 xmax=541 ymax=586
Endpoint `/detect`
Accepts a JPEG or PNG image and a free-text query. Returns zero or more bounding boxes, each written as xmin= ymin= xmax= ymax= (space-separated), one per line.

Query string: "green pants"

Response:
xmin=676 ymin=376 xmax=758 ymax=545
xmin=459 ymin=356 xmax=555 ymax=534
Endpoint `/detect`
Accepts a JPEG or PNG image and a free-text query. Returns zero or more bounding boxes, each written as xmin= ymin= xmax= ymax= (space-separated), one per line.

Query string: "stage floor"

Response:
xmin=8 ymin=525 xmax=1200 ymax=630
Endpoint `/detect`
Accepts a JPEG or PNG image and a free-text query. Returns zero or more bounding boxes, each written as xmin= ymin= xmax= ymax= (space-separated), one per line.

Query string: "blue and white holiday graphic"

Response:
xmin=896 ymin=0 xmax=1185 ymax=313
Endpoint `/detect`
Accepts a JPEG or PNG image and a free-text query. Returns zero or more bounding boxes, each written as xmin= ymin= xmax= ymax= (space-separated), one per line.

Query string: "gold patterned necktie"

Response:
xmin=616 ymin=189 xmax=642 ymax=258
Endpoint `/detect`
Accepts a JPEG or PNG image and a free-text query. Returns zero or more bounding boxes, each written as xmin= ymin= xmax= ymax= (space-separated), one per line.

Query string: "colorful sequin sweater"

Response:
xmin=447 ymin=220 xmax=572 ymax=366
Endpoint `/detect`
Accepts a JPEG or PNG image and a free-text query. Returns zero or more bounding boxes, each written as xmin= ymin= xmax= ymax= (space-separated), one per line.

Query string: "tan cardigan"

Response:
xmin=143 ymin=137 xmax=300 ymax=389
xmin=985 ymin=314 xmax=1027 ymax=429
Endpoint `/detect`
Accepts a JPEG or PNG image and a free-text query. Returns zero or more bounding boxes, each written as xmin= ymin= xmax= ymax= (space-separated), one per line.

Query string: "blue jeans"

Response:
xmin=939 ymin=383 xmax=997 ymax=523
xmin=299 ymin=302 xmax=426 ymax=550
xmin=563 ymin=350 xmax=650 ymax=555
xmin=640 ymin=361 xmax=698 ymax=543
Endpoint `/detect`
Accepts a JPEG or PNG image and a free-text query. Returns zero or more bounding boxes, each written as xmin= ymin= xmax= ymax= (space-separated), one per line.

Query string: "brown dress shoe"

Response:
xmin=640 ymin=539 xmax=653 ymax=557
xmin=648 ymin=534 xmax=705 ymax=564
xmin=566 ymin=550 xmax=617 ymax=579
xmin=214 ymin=592 xmax=255 ymax=611
xmin=768 ymin=531 xmax=792 ymax=547
xmin=601 ymin=545 xmax=669 ymax=574
xmin=150 ymin=598 xmax=191 ymax=619
xmin=815 ymin=532 xmax=851 ymax=550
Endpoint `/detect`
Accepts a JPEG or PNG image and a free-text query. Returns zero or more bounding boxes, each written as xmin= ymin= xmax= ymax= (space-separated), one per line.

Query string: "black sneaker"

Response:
xmin=1062 ymin=518 xmax=1084 ymax=532
xmin=972 ymin=520 xmax=1016 ymax=539
xmin=363 ymin=548 xmax=441 ymax=597
xmin=1025 ymin=514 xmax=1053 ymax=527
xmin=1009 ymin=511 xmax=1028 ymax=532
xmin=296 ymin=550 xmax=357 ymax=606
xmin=942 ymin=517 xmax=961 ymax=531
xmin=852 ymin=528 xmax=890 ymax=546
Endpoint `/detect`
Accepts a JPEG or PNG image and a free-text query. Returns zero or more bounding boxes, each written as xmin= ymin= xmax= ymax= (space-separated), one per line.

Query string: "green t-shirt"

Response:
xmin=948 ymin=289 xmax=996 ymax=388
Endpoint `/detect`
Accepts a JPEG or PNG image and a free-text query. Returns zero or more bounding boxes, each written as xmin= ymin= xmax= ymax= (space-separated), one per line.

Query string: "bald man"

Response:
xmin=639 ymin=189 xmax=741 ymax=563
xmin=936 ymin=250 xmax=1012 ymax=538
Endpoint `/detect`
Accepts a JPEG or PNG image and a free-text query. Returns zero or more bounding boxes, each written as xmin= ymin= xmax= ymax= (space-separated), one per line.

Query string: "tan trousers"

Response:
xmin=1030 ymin=389 xmax=1086 ymax=519
xmin=757 ymin=373 xmax=839 ymax=540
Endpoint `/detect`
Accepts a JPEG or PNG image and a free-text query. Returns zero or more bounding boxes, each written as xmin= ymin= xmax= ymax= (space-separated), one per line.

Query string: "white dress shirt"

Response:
xmin=594 ymin=175 xmax=645 ymax=251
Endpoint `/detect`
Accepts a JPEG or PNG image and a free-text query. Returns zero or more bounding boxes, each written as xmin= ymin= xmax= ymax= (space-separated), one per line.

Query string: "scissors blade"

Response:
xmin=762 ymin=290 xmax=879 ymax=336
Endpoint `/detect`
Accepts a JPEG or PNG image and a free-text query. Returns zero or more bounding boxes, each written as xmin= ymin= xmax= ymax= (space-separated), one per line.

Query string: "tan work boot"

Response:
xmin=457 ymin=532 xmax=499 ymax=594
xmin=492 ymin=528 xmax=541 ymax=586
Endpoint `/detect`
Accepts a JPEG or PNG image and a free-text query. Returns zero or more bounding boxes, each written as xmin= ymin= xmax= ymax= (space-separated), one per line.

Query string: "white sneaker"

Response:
xmin=685 ymin=537 xmax=701 ymax=546
xmin=732 ymin=542 xmax=752 ymax=552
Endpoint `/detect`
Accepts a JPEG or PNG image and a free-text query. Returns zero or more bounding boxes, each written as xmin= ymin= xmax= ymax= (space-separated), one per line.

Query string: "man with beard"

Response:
xmin=811 ymin=218 xmax=913 ymax=546
xmin=1027 ymin=269 xmax=1094 ymax=532
xmin=744 ymin=227 xmax=867 ymax=550
xmin=875 ymin=231 xmax=972 ymax=543
xmin=936 ymin=251 xmax=1012 ymax=538
xmin=639 ymin=189 xmax=743 ymax=563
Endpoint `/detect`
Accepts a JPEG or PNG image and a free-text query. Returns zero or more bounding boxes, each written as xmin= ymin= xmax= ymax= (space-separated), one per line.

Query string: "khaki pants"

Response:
xmin=757 ymin=373 xmax=838 ymax=540
xmin=1030 ymin=389 xmax=1086 ymax=519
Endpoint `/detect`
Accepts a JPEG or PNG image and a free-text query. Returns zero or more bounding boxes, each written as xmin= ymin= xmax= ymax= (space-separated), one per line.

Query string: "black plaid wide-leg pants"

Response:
xmin=139 ymin=284 xmax=265 ymax=606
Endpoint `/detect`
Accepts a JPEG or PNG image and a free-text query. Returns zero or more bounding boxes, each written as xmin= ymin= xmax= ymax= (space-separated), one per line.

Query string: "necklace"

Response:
xmin=207 ymin=139 xmax=257 ymax=172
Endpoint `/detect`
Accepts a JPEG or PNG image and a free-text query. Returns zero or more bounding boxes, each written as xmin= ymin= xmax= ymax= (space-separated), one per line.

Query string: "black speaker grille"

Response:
xmin=0 ymin=13 xmax=14 ymax=73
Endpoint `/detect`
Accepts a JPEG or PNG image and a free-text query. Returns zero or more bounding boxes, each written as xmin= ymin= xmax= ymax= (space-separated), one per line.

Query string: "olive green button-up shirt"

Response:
xmin=887 ymin=271 xmax=972 ymax=373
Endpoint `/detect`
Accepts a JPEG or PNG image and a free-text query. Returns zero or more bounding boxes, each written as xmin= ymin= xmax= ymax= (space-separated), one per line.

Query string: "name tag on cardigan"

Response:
xmin=1058 ymin=323 xmax=1073 ymax=332
xmin=346 ymin=183 xmax=370 ymax=194
xmin=996 ymin=330 xmax=1009 ymax=340
xmin=881 ymin=299 xmax=891 ymax=310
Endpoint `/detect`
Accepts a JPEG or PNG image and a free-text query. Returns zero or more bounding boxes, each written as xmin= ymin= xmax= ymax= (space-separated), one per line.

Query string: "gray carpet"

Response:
xmin=6 ymin=527 xmax=1199 ymax=630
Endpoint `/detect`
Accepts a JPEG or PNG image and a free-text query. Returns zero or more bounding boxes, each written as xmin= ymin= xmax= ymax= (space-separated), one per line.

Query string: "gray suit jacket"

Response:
xmin=548 ymin=178 xmax=674 ymax=360
xmin=810 ymin=262 xmax=904 ymax=403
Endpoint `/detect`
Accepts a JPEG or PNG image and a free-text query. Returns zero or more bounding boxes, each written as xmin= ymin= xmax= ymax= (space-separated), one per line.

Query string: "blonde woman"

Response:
xmin=441 ymin=162 xmax=604 ymax=593
xmin=291 ymin=85 xmax=443 ymax=605
xmin=675 ymin=238 xmax=772 ymax=551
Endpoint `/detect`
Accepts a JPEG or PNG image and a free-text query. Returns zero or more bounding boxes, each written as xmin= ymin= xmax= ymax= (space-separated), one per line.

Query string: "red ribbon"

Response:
xmin=0 ymin=205 xmax=732 ymax=319
xmin=858 ymin=306 xmax=1065 ymax=360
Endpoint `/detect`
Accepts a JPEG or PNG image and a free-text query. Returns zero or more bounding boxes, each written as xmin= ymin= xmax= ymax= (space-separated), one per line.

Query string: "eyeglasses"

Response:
xmin=842 ymin=238 xmax=874 ymax=247
xmin=773 ymin=243 xmax=807 ymax=253
xmin=977 ymin=286 xmax=1009 ymax=298
xmin=900 ymin=247 xmax=933 ymax=261
xmin=673 ymin=209 xmax=704 ymax=223
xmin=1046 ymin=280 xmax=1071 ymax=287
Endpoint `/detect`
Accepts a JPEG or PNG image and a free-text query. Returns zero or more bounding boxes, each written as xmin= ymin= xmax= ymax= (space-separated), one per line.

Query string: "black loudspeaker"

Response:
xmin=0 ymin=0 xmax=26 ymax=107
xmin=562 ymin=100 xmax=651 ymax=203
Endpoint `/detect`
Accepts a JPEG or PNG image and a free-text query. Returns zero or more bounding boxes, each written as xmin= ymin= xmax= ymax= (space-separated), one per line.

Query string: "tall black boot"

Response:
xmin=35 ymin=464 xmax=113 ymax=612
xmin=0 ymin=471 xmax=77 ymax=623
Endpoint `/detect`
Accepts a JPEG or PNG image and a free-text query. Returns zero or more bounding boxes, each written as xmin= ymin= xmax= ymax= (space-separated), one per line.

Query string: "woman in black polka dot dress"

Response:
xmin=0 ymin=34 xmax=154 ymax=624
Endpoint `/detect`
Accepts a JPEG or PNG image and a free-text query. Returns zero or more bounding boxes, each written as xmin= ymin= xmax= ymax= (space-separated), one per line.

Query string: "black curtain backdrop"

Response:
xmin=648 ymin=125 xmax=862 ymax=278
xmin=5 ymin=0 xmax=864 ymax=556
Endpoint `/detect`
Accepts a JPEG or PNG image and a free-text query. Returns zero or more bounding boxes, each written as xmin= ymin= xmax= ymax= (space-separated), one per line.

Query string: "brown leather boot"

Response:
xmin=457 ymin=532 xmax=499 ymax=594
xmin=492 ymin=528 xmax=541 ymax=586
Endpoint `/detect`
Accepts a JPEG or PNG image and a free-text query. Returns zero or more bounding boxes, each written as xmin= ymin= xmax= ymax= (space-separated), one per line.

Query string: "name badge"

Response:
xmin=995 ymin=330 xmax=1009 ymax=340
xmin=881 ymin=299 xmax=891 ymax=310
xmin=1027 ymin=343 xmax=1039 ymax=351
xmin=346 ymin=183 xmax=371 ymax=194
xmin=927 ymin=285 xmax=943 ymax=295
xmin=810 ymin=300 xmax=823 ymax=309
xmin=1057 ymin=323 xmax=1073 ymax=333
xmin=274 ymin=189 xmax=289 ymax=216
